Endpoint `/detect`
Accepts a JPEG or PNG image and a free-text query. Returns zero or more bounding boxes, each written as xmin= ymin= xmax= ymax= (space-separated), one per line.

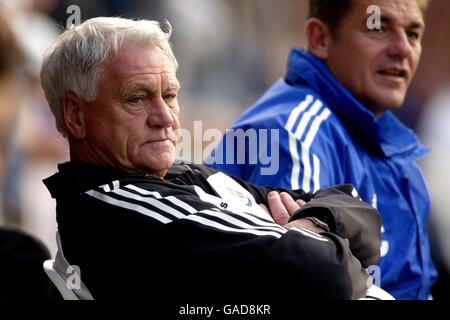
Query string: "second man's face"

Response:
xmin=325 ymin=0 xmax=425 ymax=115
xmin=82 ymin=44 xmax=180 ymax=177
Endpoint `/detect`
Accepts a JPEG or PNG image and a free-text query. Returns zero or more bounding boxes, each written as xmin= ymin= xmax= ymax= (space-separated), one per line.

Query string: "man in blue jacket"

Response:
xmin=207 ymin=0 xmax=436 ymax=299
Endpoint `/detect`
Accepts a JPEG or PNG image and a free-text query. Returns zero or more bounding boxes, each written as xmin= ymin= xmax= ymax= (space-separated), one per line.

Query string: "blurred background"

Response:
xmin=0 ymin=0 xmax=449 ymax=299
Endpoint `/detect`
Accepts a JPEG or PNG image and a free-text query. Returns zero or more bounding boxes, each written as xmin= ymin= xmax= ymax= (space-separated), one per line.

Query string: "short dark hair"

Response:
xmin=308 ymin=0 xmax=354 ymax=33
xmin=308 ymin=0 xmax=429 ymax=34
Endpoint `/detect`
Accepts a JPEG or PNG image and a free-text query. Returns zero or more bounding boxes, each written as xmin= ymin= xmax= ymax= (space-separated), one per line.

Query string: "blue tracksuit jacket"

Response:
xmin=207 ymin=48 xmax=437 ymax=300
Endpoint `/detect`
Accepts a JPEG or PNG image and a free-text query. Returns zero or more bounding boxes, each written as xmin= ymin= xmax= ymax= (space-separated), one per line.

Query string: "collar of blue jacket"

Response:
xmin=285 ymin=48 xmax=428 ymax=162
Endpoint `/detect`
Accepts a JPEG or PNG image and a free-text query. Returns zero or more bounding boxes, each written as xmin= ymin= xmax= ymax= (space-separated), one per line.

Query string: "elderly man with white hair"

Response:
xmin=41 ymin=17 xmax=382 ymax=301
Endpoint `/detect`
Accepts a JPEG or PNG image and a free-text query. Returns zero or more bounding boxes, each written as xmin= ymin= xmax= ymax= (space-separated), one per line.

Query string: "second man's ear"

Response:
xmin=62 ymin=92 xmax=87 ymax=139
xmin=305 ymin=18 xmax=333 ymax=60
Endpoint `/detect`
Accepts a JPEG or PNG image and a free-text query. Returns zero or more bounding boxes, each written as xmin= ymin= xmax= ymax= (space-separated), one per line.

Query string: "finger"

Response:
xmin=280 ymin=192 xmax=300 ymax=215
xmin=259 ymin=203 xmax=270 ymax=214
xmin=267 ymin=191 xmax=289 ymax=225
xmin=296 ymin=199 xmax=306 ymax=207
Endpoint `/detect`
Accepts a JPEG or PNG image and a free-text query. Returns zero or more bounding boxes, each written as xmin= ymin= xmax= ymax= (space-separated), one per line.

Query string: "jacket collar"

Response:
xmin=284 ymin=48 xmax=428 ymax=161
xmin=43 ymin=162 xmax=197 ymax=200
xmin=44 ymin=162 xmax=125 ymax=199
xmin=43 ymin=162 xmax=160 ymax=199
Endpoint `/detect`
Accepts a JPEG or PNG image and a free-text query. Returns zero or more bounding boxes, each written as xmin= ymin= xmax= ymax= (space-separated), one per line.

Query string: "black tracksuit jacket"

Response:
xmin=44 ymin=162 xmax=381 ymax=301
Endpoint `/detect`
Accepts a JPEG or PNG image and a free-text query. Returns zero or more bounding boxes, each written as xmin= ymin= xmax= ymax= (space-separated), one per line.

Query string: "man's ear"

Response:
xmin=62 ymin=92 xmax=87 ymax=139
xmin=305 ymin=18 xmax=333 ymax=60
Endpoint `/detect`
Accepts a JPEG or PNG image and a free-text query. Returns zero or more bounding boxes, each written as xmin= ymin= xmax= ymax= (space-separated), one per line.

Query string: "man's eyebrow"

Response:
xmin=408 ymin=21 xmax=425 ymax=30
xmin=124 ymin=82 xmax=157 ymax=93
xmin=380 ymin=16 xmax=425 ymax=30
xmin=166 ymin=80 xmax=181 ymax=91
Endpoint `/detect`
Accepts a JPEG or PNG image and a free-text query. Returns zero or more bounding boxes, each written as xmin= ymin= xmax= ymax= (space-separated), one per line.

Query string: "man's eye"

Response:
xmin=128 ymin=96 xmax=145 ymax=104
xmin=370 ymin=27 xmax=385 ymax=34
xmin=407 ymin=31 xmax=420 ymax=40
xmin=163 ymin=94 xmax=176 ymax=102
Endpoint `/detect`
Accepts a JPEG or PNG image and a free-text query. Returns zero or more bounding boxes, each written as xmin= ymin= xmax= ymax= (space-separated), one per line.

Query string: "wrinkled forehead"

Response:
xmin=100 ymin=44 xmax=179 ymax=86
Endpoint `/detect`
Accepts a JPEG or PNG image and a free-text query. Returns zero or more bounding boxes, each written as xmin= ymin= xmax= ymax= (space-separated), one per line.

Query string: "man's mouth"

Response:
xmin=378 ymin=68 xmax=407 ymax=79
xmin=143 ymin=132 xmax=178 ymax=146
xmin=146 ymin=139 xmax=170 ymax=144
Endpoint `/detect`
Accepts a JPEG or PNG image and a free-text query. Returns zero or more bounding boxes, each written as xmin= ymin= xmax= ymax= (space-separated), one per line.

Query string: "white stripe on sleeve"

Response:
xmin=232 ymin=211 xmax=286 ymax=231
xmin=184 ymin=213 xmax=283 ymax=239
xmin=123 ymin=184 xmax=163 ymax=198
xmin=312 ymin=154 xmax=321 ymax=192
xmin=288 ymin=131 xmax=301 ymax=190
xmin=301 ymin=108 xmax=331 ymax=192
xmin=165 ymin=196 xmax=198 ymax=214
xmin=294 ymin=99 xmax=323 ymax=140
xmin=285 ymin=95 xmax=314 ymax=132
xmin=285 ymin=97 xmax=320 ymax=191
xmin=200 ymin=210 xmax=287 ymax=236
xmin=111 ymin=188 xmax=186 ymax=219
xmin=124 ymin=184 xmax=198 ymax=214
xmin=290 ymin=227 xmax=329 ymax=242
xmin=86 ymin=190 xmax=172 ymax=224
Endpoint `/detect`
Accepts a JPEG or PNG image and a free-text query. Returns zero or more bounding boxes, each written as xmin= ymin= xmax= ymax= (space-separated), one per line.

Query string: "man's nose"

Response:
xmin=386 ymin=31 xmax=413 ymax=59
xmin=146 ymin=99 xmax=174 ymax=128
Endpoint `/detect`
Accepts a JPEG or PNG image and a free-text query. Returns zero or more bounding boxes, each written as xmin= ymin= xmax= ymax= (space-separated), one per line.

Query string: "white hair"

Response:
xmin=40 ymin=17 xmax=178 ymax=137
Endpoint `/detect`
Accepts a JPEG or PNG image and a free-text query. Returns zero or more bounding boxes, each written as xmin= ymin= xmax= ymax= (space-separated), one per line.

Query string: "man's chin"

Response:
xmin=381 ymin=98 xmax=405 ymax=111
xmin=366 ymin=93 xmax=406 ymax=114
xmin=137 ymin=159 xmax=174 ymax=176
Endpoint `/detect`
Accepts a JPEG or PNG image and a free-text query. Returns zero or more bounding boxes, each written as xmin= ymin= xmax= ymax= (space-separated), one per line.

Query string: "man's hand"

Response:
xmin=260 ymin=191 xmax=304 ymax=225
xmin=260 ymin=191 xmax=326 ymax=233
xmin=289 ymin=185 xmax=382 ymax=267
